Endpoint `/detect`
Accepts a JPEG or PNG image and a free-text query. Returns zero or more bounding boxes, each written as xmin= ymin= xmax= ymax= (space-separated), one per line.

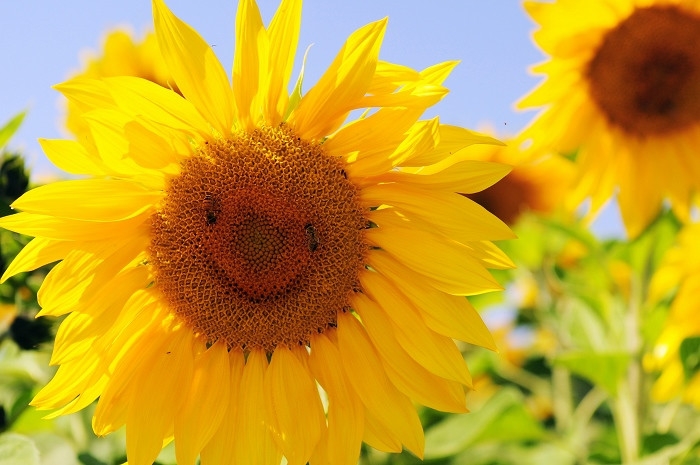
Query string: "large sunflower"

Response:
xmin=519 ymin=0 xmax=700 ymax=237
xmin=0 ymin=1 xmax=514 ymax=464
xmin=646 ymin=223 xmax=700 ymax=408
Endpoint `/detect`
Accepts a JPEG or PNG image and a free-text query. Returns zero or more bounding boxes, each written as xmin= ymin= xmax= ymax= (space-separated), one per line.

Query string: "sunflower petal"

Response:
xmin=290 ymin=18 xmax=387 ymax=140
xmin=12 ymin=179 xmax=161 ymax=222
xmin=369 ymin=251 xmax=497 ymax=350
xmin=200 ymin=349 xmax=245 ymax=465
xmin=175 ymin=341 xmax=230 ymax=465
xmin=359 ymin=272 xmax=473 ymax=386
xmin=1 ymin=237 xmax=68 ymax=283
xmin=265 ymin=0 xmax=302 ymax=123
xmin=337 ymin=311 xmax=425 ymax=458
xmin=309 ymin=333 xmax=365 ymax=465
xmin=126 ymin=326 xmax=194 ymax=465
xmin=232 ymin=349 xmax=282 ymax=465
xmin=39 ymin=139 xmax=105 ymax=176
xmin=352 ymin=292 xmax=469 ymax=412
xmin=265 ymin=346 xmax=325 ymax=465
xmin=365 ymin=225 xmax=502 ymax=296
xmin=233 ymin=0 xmax=269 ymax=129
xmin=152 ymin=0 xmax=234 ymax=134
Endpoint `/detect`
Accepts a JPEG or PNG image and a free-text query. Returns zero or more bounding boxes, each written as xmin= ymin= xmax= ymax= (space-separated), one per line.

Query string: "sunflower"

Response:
xmin=645 ymin=223 xmax=700 ymax=408
xmin=462 ymin=136 xmax=575 ymax=225
xmin=519 ymin=0 xmax=700 ymax=237
xmin=66 ymin=29 xmax=176 ymax=139
xmin=0 ymin=0 xmax=515 ymax=464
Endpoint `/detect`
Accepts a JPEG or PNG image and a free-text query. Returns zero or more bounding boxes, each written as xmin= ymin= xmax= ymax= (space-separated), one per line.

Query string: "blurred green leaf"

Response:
xmin=679 ymin=336 xmax=700 ymax=382
xmin=0 ymin=432 xmax=40 ymax=465
xmin=553 ymin=351 xmax=629 ymax=395
xmin=0 ymin=113 xmax=26 ymax=151
xmin=424 ymin=387 xmax=543 ymax=459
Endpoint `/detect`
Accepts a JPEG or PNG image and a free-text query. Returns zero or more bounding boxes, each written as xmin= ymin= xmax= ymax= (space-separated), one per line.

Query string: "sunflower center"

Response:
xmin=149 ymin=125 xmax=368 ymax=351
xmin=586 ymin=6 xmax=700 ymax=136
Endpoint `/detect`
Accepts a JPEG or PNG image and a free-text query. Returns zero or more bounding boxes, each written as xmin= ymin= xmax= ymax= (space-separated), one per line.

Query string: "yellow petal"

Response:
xmin=31 ymin=354 xmax=101 ymax=410
xmin=1 ymin=237 xmax=69 ymax=283
xmin=362 ymin=408 xmax=403 ymax=453
xmin=337 ymin=311 xmax=424 ymax=457
xmin=327 ymin=107 xmax=425 ymax=177
xmin=264 ymin=346 xmax=325 ymax=465
xmin=389 ymin=117 xmax=441 ymax=167
xmin=200 ymin=349 xmax=245 ymax=465
xmin=308 ymin=333 xmax=364 ymax=465
xmin=126 ymin=326 xmax=194 ymax=465
xmin=390 ymin=160 xmax=512 ymax=193
xmin=369 ymin=251 xmax=497 ymax=350
xmin=50 ymin=266 xmax=149 ymax=365
xmin=367 ymin=61 xmax=421 ymax=94
xmin=402 ymin=125 xmax=503 ymax=168
xmin=82 ymin=108 xmax=182 ymax=173
xmin=233 ymin=0 xmax=269 ymax=129
xmin=0 ymin=211 xmax=150 ymax=242
xmin=419 ymin=60 xmax=459 ymax=86
xmin=265 ymin=0 xmax=302 ymax=124
xmin=54 ymin=78 xmax=114 ymax=115
xmin=92 ymin=318 xmax=166 ymax=436
xmin=152 ymin=0 xmax=234 ymax=134
xmin=104 ymin=76 xmax=211 ymax=138
xmin=290 ymin=19 xmax=387 ymax=140
xmin=175 ymin=341 xmax=230 ymax=465
xmin=352 ymin=293 xmax=468 ymax=412
xmin=364 ymin=184 xmax=514 ymax=242
xmin=37 ymin=235 xmax=148 ymax=317
xmin=12 ymin=179 xmax=161 ymax=222
xmin=232 ymin=349 xmax=282 ymax=465
xmin=359 ymin=272 xmax=472 ymax=386
xmin=39 ymin=139 xmax=105 ymax=176
xmin=365 ymin=225 xmax=502 ymax=296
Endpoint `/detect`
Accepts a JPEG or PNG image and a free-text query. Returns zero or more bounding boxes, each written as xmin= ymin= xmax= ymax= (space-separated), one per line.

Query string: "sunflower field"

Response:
xmin=1 ymin=1 xmax=699 ymax=464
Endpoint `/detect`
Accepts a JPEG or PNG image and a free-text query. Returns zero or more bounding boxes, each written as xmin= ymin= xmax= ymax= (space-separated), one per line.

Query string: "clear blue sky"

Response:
xmin=0 ymin=0 xmax=622 ymax=235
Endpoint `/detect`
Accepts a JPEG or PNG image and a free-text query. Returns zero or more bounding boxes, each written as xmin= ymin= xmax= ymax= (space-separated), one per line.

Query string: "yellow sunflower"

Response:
xmin=0 ymin=1 xmax=515 ymax=464
xmin=519 ymin=0 xmax=700 ymax=237
xmin=646 ymin=223 xmax=700 ymax=407
xmin=463 ymin=136 xmax=575 ymax=225
xmin=66 ymin=29 xmax=176 ymax=139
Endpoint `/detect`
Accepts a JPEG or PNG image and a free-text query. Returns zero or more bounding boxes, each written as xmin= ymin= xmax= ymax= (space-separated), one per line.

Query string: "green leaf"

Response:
xmin=0 ymin=112 xmax=26 ymax=150
xmin=552 ymin=351 xmax=629 ymax=395
xmin=284 ymin=46 xmax=310 ymax=121
xmin=679 ymin=336 xmax=700 ymax=381
xmin=424 ymin=387 xmax=543 ymax=459
xmin=0 ymin=433 xmax=40 ymax=465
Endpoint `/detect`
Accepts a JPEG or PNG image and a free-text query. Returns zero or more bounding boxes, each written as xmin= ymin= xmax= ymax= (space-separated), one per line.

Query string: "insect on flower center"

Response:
xmin=586 ymin=6 xmax=700 ymax=136
xmin=149 ymin=125 xmax=368 ymax=351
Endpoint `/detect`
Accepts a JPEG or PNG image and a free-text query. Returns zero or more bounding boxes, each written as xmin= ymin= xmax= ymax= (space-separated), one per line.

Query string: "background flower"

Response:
xmin=519 ymin=0 xmax=700 ymax=237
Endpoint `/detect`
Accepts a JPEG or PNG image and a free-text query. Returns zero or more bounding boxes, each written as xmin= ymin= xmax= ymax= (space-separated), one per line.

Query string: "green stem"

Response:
xmin=615 ymin=272 xmax=644 ymax=464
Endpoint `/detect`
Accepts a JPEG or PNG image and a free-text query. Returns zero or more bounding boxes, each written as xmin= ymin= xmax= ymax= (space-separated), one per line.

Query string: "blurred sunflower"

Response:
xmin=0 ymin=1 xmax=514 ymax=464
xmin=645 ymin=223 xmax=700 ymax=407
xmin=462 ymin=136 xmax=575 ymax=225
xmin=519 ymin=0 xmax=700 ymax=237
xmin=66 ymin=29 xmax=176 ymax=139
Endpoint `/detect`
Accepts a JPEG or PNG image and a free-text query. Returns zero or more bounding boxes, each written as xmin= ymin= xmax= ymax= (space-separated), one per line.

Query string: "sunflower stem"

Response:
xmin=614 ymin=269 xmax=644 ymax=464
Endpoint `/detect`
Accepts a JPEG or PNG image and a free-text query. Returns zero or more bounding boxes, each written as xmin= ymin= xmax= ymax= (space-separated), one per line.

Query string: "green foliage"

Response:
xmin=680 ymin=337 xmax=700 ymax=382
xmin=0 ymin=433 xmax=40 ymax=465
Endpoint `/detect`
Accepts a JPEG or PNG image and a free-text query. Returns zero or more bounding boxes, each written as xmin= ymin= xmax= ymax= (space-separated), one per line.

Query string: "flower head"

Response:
xmin=0 ymin=1 xmax=514 ymax=464
xmin=646 ymin=223 xmax=700 ymax=408
xmin=519 ymin=0 xmax=700 ymax=237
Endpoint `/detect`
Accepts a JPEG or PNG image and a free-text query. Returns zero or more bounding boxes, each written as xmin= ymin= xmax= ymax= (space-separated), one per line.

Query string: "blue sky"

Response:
xmin=0 ymin=0 xmax=623 ymax=235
